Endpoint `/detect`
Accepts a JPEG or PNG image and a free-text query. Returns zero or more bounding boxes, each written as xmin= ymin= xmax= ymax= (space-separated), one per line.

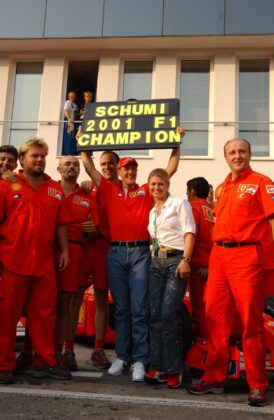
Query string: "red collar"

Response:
xmin=18 ymin=170 xmax=51 ymax=182
xmin=225 ymin=167 xmax=252 ymax=184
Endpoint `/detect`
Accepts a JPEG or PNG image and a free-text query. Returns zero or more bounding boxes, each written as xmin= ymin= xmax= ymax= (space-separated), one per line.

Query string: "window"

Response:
xmin=180 ymin=61 xmax=210 ymax=156
xmin=9 ymin=62 xmax=43 ymax=149
xmin=123 ymin=61 xmax=152 ymax=101
xmin=61 ymin=60 xmax=99 ymax=155
xmin=239 ymin=60 xmax=269 ymax=157
xmin=120 ymin=61 xmax=153 ymax=156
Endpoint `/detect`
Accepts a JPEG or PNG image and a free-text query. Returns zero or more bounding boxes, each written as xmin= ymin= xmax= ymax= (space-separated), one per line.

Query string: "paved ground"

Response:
xmin=0 ymin=341 xmax=274 ymax=419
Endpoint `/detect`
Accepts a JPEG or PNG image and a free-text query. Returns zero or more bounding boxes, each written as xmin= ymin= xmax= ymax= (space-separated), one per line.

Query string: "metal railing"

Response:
xmin=0 ymin=120 xmax=273 ymax=126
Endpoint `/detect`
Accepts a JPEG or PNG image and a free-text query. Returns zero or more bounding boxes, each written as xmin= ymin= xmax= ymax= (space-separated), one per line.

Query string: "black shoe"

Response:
xmin=0 ymin=370 xmax=15 ymax=385
xmin=63 ymin=351 xmax=78 ymax=371
xmin=14 ymin=351 xmax=33 ymax=373
xmin=32 ymin=365 xmax=71 ymax=380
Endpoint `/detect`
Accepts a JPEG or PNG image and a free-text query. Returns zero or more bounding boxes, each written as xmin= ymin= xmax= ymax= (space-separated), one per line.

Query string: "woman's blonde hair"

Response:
xmin=148 ymin=168 xmax=170 ymax=187
xmin=84 ymin=91 xmax=93 ymax=97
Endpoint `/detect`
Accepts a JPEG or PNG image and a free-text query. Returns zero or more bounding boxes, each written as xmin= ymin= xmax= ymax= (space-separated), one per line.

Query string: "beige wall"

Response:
xmin=1 ymin=44 xmax=274 ymax=197
xmin=38 ymin=57 xmax=66 ymax=179
xmin=0 ymin=58 xmax=12 ymax=144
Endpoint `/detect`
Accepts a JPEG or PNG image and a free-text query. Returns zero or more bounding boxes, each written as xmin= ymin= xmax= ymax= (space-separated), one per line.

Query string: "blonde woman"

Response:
xmin=145 ymin=168 xmax=196 ymax=388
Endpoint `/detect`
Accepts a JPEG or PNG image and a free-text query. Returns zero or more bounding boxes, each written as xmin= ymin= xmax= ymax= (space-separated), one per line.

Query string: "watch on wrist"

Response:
xmin=182 ymin=256 xmax=191 ymax=263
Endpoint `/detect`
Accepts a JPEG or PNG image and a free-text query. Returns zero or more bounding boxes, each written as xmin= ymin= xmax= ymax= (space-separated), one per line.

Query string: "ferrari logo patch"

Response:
xmin=202 ymin=206 xmax=215 ymax=222
xmin=11 ymin=183 xmax=22 ymax=191
xmin=238 ymin=184 xmax=248 ymax=193
xmin=73 ymin=195 xmax=90 ymax=207
xmin=48 ymin=187 xmax=61 ymax=201
xmin=237 ymin=184 xmax=258 ymax=196
xmin=129 ymin=191 xmax=137 ymax=198
xmin=73 ymin=195 xmax=81 ymax=204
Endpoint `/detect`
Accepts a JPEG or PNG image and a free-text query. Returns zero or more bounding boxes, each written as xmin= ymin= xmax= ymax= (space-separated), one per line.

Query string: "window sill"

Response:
xmin=180 ymin=156 xmax=213 ymax=160
xmin=251 ymin=157 xmax=274 ymax=161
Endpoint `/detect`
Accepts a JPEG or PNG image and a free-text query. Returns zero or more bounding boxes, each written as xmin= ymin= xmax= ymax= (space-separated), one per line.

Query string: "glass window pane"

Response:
xmin=9 ymin=62 xmax=43 ymax=147
xmin=9 ymin=130 xmax=37 ymax=151
xmin=120 ymin=61 xmax=153 ymax=156
xmin=180 ymin=61 xmax=210 ymax=156
xmin=123 ymin=61 xmax=152 ymax=101
xmin=239 ymin=60 xmax=269 ymax=157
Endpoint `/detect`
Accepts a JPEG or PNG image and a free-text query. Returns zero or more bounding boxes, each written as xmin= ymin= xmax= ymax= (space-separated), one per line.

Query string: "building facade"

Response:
xmin=1 ymin=0 xmax=274 ymax=193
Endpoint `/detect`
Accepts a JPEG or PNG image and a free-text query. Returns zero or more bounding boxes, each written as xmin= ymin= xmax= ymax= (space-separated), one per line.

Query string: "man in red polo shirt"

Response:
xmin=55 ymin=156 xmax=99 ymax=370
xmin=187 ymin=177 xmax=215 ymax=340
xmin=63 ymin=151 xmax=120 ymax=370
xmin=79 ymin=151 xmax=120 ymax=369
xmin=188 ymin=138 xmax=274 ymax=407
xmin=0 ymin=138 xmax=70 ymax=384
xmin=81 ymin=135 xmax=183 ymax=382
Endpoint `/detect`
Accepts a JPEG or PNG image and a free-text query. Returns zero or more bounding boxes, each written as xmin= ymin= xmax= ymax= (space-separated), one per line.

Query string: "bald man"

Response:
xmin=55 ymin=156 xmax=99 ymax=370
xmin=188 ymin=138 xmax=274 ymax=407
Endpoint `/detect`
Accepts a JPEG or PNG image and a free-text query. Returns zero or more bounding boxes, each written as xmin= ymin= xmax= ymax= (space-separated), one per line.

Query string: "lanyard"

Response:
xmin=153 ymin=206 xmax=159 ymax=238
xmin=152 ymin=209 xmax=159 ymax=255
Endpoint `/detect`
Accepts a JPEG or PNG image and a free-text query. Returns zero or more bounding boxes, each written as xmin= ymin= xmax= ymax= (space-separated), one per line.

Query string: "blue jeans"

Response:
xmin=107 ymin=245 xmax=150 ymax=364
xmin=62 ymin=123 xmax=77 ymax=155
xmin=149 ymin=256 xmax=188 ymax=374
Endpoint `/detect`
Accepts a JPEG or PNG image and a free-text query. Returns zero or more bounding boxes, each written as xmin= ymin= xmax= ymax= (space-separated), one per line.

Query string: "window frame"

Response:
xmin=237 ymin=58 xmax=271 ymax=159
xmin=119 ymin=59 xmax=155 ymax=159
xmin=178 ymin=58 xmax=213 ymax=160
xmin=8 ymin=61 xmax=43 ymax=149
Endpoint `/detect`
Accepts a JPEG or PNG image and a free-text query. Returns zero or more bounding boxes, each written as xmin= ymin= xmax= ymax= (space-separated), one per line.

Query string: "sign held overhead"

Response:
xmin=77 ymin=98 xmax=180 ymax=151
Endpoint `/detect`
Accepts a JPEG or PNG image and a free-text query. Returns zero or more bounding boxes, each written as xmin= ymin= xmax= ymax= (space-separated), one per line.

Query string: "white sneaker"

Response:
xmin=108 ymin=358 xmax=126 ymax=376
xmin=130 ymin=362 xmax=145 ymax=382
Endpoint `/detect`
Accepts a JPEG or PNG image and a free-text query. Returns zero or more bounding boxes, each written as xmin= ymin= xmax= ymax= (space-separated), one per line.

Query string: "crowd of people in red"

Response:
xmin=0 ymin=121 xmax=273 ymax=408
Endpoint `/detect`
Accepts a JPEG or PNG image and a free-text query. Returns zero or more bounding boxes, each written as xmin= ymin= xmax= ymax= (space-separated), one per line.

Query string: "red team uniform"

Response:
xmin=57 ymin=185 xmax=99 ymax=292
xmin=98 ymin=176 xmax=153 ymax=242
xmin=0 ymin=172 xmax=70 ymax=370
xmin=189 ymin=199 xmax=214 ymax=339
xmin=262 ymin=230 xmax=274 ymax=298
xmin=203 ymin=168 xmax=274 ymax=391
xmin=80 ymin=182 xmax=111 ymax=290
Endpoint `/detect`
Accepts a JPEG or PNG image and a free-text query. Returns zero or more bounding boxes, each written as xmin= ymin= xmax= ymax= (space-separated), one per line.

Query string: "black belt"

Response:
xmin=153 ymin=249 xmax=183 ymax=259
xmin=215 ymin=241 xmax=257 ymax=248
xmin=69 ymin=239 xmax=82 ymax=245
xmin=165 ymin=250 xmax=182 ymax=257
xmin=111 ymin=240 xmax=149 ymax=247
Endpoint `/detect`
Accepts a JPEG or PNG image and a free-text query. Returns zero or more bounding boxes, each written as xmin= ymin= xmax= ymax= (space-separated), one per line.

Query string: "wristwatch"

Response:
xmin=182 ymin=256 xmax=191 ymax=263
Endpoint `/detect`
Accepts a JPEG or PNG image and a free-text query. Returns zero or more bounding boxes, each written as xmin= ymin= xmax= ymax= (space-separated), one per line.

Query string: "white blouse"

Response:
xmin=148 ymin=194 xmax=196 ymax=250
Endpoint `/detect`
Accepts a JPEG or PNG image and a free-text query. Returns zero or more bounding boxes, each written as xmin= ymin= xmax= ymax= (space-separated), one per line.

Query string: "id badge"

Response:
xmin=152 ymin=238 xmax=159 ymax=256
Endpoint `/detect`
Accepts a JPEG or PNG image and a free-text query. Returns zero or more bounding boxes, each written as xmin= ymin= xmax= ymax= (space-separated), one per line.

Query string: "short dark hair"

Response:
xmin=0 ymin=144 xmax=18 ymax=160
xmin=187 ymin=177 xmax=210 ymax=199
xmin=100 ymin=150 xmax=120 ymax=164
